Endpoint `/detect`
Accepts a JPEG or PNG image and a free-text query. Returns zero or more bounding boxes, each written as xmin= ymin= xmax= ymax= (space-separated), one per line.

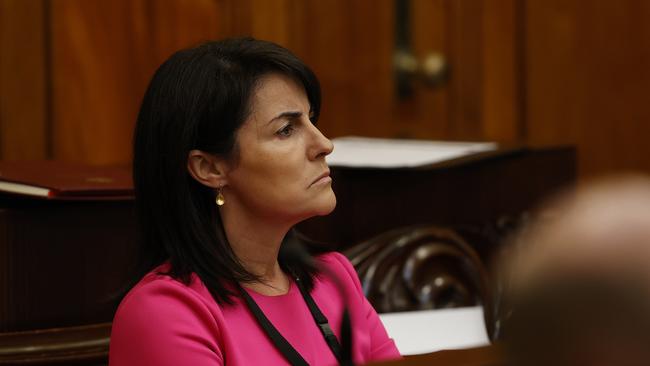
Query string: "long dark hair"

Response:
xmin=132 ymin=37 xmax=325 ymax=304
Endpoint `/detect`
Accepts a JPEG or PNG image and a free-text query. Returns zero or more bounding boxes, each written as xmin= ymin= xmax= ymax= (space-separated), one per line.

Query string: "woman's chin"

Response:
xmin=301 ymin=194 xmax=337 ymax=220
xmin=318 ymin=191 xmax=337 ymax=215
xmin=317 ymin=196 xmax=337 ymax=216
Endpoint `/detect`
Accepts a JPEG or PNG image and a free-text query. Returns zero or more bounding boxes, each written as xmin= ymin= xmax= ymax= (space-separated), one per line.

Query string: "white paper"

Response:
xmin=326 ymin=136 xmax=498 ymax=168
xmin=378 ymin=306 xmax=490 ymax=355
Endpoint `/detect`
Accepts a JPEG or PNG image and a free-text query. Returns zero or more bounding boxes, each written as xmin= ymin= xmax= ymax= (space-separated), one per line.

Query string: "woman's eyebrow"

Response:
xmin=267 ymin=111 xmax=303 ymax=124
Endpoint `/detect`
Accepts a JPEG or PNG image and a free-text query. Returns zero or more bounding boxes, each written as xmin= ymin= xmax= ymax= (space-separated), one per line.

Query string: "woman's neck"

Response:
xmin=219 ymin=203 xmax=293 ymax=295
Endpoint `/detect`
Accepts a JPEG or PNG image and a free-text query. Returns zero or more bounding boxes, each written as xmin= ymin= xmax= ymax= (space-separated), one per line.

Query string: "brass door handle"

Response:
xmin=420 ymin=52 xmax=448 ymax=87
xmin=394 ymin=50 xmax=449 ymax=97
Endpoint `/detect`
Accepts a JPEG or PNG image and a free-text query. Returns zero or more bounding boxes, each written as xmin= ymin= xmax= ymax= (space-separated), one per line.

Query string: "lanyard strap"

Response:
xmin=294 ymin=277 xmax=343 ymax=362
xmin=238 ymin=277 xmax=343 ymax=366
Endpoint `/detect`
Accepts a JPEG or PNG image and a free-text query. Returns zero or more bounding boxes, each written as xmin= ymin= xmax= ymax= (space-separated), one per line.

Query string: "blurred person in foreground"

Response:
xmin=108 ymin=38 xmax=399 ymax=365
xmin=503 ymin=176 xmax=650 ymax=366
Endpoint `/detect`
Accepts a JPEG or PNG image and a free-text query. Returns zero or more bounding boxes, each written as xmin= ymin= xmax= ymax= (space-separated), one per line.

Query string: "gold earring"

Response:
xmin=215 ymin=187 xmax=225 ymax=206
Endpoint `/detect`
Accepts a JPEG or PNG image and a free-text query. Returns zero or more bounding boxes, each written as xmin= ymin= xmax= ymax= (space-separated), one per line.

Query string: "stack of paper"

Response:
xmin=326 ymin=137 xmax=498 ymax=168
xmin=379 ymin=306 xmax=490 ymax=355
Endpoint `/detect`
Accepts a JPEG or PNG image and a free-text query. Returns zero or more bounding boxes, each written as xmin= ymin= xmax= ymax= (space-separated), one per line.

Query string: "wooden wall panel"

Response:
xmin=481 ymin=0 xmax=520 ymax=142
xmin=214 ymin=0 xmax=293 ymax=44
xmin=50 ymin=0 xmax=219 ymax=165
xmin=2 ymin=0 xmax=522 ymax=165
xmin=289 ymin=0 xmax=395 ymax=140
xmin=0 ymin=0 xmax=48 ymax=160
xmin=526 ymin=1 xmax=650 ymax=177
xmin=447 ymin=0 xmax=483 ymax=140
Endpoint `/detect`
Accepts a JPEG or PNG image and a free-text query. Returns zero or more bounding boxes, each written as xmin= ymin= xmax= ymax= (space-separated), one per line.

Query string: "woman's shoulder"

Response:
xmin=122 ymin=265 xmax=206 ymax=302
xmin=113 ymin=265 xmax=220 ymax=330
xmin=110 ymin=266 xmax=225 ymax=365
xmin=315 ymin=251 xmax=353 ymax=270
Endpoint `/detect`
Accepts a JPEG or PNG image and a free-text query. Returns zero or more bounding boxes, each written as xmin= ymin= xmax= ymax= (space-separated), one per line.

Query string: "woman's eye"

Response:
xmin=276 ymin=123 xmax=295 ymax=137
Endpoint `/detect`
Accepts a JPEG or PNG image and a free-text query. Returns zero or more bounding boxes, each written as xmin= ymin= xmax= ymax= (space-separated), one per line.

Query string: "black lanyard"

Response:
xmin=238 ymin=276 xmax=343 ymax=365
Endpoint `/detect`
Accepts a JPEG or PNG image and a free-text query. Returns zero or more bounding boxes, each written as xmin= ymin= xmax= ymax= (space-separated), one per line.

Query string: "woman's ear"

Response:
xmin=187 ymin=150 xmax=228 ymax=189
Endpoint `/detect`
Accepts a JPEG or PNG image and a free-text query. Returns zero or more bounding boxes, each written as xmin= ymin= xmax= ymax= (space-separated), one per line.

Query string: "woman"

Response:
xmin=109 ymin=38 xmax=400 ymax=365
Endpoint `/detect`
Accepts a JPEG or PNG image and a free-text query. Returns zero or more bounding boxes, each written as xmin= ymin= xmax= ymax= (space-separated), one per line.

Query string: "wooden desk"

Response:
xmin=374 ymin=345 xmax=505 ymax=366
xmin=0 ymin=196 xmax=136 ymax=333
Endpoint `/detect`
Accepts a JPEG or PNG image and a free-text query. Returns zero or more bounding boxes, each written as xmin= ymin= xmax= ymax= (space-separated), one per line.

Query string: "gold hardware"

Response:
xmin=394 ymin=50 xmax=449 ymax=95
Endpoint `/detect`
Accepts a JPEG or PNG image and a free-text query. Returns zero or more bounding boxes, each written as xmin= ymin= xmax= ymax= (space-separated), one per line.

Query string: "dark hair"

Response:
xmin=132 ymin=37 xmax=324 ymax=304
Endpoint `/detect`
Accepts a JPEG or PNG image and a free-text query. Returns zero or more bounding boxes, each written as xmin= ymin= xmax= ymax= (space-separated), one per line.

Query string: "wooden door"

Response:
xmin=397 ymin=0 xmax=520 ymax=141
xmin=250 ymin=0 xmax=520 ymax=143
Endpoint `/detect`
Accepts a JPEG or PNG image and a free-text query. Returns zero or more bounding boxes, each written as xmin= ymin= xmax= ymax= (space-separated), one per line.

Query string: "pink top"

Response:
xmin=109 ymin=252 xmax=400 ymax=365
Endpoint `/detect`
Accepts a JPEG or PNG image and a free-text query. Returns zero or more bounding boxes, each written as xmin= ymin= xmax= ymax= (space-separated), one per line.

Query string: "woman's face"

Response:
xmin=223 ymin=73 xmax=336 ymax=224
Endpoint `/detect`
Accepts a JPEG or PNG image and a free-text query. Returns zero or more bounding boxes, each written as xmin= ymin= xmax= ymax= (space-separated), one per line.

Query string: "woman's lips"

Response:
xmin=310 ymin=171 xmax=332 ymax=186
xmin=311 ymin=175 xmax=332 ymax=186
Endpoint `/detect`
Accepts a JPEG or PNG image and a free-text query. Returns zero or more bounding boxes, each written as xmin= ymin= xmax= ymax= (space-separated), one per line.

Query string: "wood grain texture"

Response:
xmin=214 ymin=0 xmax=292 ymax=43
xmin=407 ymin=0 xmax=519 ymax=142
xmin=482 ymin=0 xmax=520 ymax=142
xmin=447 ymin=0 xmax=483 ymax=140
xmin=0 ymin=199 xmax=136 ymax=332
xmin=404 ymin=0 xmax=449 ymax=139
xmin=0 ymin=0 xmax=48 ymax=160
xmin=1 ymin=0 xmax=524 ymax=165
xmin=1 ymin=1 xmax=525 ymax=165
xmin=289 ymin=0 xmax=395 ymax=139
xmin=50 ymin=0 xmax=219 ymax=165
xmin=525 ymin=0 xmax=650 ymax=177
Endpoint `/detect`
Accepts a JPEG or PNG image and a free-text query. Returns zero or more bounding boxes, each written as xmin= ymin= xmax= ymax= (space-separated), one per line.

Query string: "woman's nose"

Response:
xmin=308 ymin=125 xmax=334 ymax=160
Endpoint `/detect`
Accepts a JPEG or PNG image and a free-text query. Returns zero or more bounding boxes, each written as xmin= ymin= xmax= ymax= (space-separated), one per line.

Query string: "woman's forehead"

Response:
xmin=250 ymin=74 xmax=310 ymax=115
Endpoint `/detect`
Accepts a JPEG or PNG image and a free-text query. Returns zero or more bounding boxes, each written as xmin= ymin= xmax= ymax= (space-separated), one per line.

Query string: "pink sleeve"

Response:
xmin=329 ymin=252 xmax=402 ymax=361
xmin=109 ymin=279 xmax=223 ymax=366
